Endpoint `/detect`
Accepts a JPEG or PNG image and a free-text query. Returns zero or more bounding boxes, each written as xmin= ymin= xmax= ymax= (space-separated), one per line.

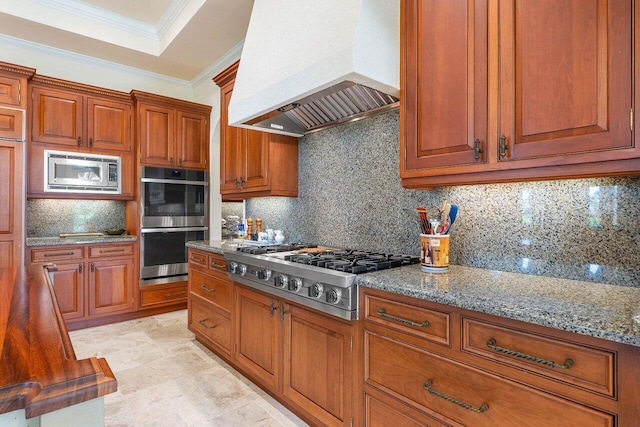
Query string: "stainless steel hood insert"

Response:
xmin=246 ymin=81 xmax=399 ymax=136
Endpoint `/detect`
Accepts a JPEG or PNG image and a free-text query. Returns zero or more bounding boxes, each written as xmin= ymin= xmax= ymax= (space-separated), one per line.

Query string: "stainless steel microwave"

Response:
xmin=45 ymin=150 xmax=121 ymax=194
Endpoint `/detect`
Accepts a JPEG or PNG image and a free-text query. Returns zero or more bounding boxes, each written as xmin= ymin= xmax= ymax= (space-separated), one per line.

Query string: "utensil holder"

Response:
xmin=420 ymin=234 xmax=450 ymax=273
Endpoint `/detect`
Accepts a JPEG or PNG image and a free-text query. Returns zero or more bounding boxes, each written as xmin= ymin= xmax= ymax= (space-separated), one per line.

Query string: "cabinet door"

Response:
xmin=234 ymin=286 xmax=281 ymax=390
xmin=0 ymin=75 xmax=22 ymax=107
xmin=242 ymin=129 xmax=269 ymax=191
xmin=219 ymin=82 xmax=244 ymax=192
xmin=49 ymin=262 xmax=85 ymax=320
xmin=177 ymin=110 xmax=208 ymax=169
xmin=31 ymin=87 xmax=84 ymax=147
xmin=88 ymin=257 xmax=135 ymax=316
xmin=401 ymin=0 xmax=489 ymax=174
xmin=0 ymin=107 xmax=24 ymax=141
xmin=282 ymin=304 xmax=353 ymax=427
xmin=498 ymin=0 xmax=632 ymax=162
xmin=0 ymin=141 xmax=22 ymax=267
xmin=87 ymin=97 xmax=132 ymax=152
xmin=139 ymin=103 xmax=175 ymax=167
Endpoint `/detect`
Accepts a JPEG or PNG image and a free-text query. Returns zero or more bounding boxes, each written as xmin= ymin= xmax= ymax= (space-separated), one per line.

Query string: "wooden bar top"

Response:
xmin=0 ymin=264 xmax=117 ymax=418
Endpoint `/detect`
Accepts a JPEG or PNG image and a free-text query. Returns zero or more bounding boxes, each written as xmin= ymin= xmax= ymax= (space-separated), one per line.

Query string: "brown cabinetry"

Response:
xmin=0 ymin=62 xmax=33 ymax=142
xmin=187 ymin=249 xmax=233 ymax=357
xmin=401 ymin=0 xmax=639 ymax=188
xmin=132 ymin=90 xmax=211 ymax=170
xmin=213 ymin=61 xmax=298 ymax=200
xmin=360 ymin=287 xmax=640 ymax=426
xmin=27 ymin=75 xmax=135 ymax=199
xmin=28 ymin=242 xmax=136 ymax=329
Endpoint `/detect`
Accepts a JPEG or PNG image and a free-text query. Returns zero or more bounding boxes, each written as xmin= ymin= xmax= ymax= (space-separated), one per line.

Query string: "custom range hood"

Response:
xmin=228 ymin=0 xmax=399 ymax=137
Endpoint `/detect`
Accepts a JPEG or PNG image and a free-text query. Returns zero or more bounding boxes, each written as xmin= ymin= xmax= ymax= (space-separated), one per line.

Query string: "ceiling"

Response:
xmin=0 ymin=0 xmax=254 ymax=81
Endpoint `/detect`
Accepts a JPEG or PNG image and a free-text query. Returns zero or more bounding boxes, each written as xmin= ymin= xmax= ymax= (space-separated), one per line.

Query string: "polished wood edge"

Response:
xmin=30 ymin=75 xmax=132 ymax=101
xmin=0 ymin=265 xmax=118 ymax=418
xmin=130 ymin=90 xmax=212 ymax=113
xmin=0 ymin=61 xmax=36 ymax=77
xmin=212 ymin=60 xmax=239 ymax=87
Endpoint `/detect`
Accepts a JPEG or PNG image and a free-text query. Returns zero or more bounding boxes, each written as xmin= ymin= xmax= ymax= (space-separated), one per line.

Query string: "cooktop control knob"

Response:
xmin=326 ymin=288 xmax=341 ymax=304
xmin=289 ymin=277 xmax=302 ymax=292
xmin=274 ymin=274 xmax=288 ymax=288
xmin=228 ymin=262 xmax=238 ymax=274
xmin=237 ymin=264 xmax=247 ymax=276
xmin=309 ymin=283 xmax=324 ymax=298
xmin=257 ymin=269 xmax=272 ymax=280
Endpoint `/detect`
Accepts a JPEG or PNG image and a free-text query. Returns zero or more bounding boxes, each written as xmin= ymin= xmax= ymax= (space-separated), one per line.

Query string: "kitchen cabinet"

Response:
xmin=27 ymin=75 xmax=135 ymax=199
xmin=28 ymin=242 xmax=136 ymax=329
xmin=131 ymin=90 xmax=211 ymax=170
xmin=0 ymin=63 xmax=33 ymax=268
xmin=187 ymin=249 xmax=233 ymax=357
xmin=0 ymin=62 xmax=33 ymax=142
xmin=360 ymin=286 xmax=640 ymax=426
xmin=400 ymin=0 xmax=639 ymax=188
xmin=234 ymin=286 xmax=354 ymax=427
xmin=213 ymin=61 xmax=298 ymax=200
xmin=30 ymin=76 xmax=132 ymax=152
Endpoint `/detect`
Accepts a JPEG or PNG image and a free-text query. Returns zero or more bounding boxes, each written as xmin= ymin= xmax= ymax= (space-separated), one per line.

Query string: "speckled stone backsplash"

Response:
xmin=26 ymin=199 xmax=126 ymax=237
xmin=246 ymin=109 xmax=640 ymax=287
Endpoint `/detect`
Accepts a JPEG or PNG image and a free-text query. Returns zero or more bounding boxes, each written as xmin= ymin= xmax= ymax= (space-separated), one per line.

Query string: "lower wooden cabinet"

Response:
xmin=187 ymin=248 xmax=355 ymax=427
xmin=360 ymin=287 xmax=640 ymax=427
xmin=140 ymin=282 xmax=187 ymax=307
xmin=27 ymin=242 xmax=136 ymax=328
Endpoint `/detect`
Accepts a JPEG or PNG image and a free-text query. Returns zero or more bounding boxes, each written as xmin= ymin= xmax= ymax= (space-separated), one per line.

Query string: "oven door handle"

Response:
xmin=141 ymin=227 xmax=209 ymax=233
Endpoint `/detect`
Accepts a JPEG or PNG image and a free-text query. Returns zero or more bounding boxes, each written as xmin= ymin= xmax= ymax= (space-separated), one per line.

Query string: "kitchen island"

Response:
xmin=0 ymin=264 xmax=117 ymax=426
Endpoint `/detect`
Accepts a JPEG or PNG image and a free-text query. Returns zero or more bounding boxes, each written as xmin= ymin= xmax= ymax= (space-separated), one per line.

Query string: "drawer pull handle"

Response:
xmin=190 ymin=256 xmax=204 ymax=263
xmin=423 ymin=380 xmax=489 ymax=413
xmin=44 ymin=252 xmax=75 ymax=257
xmin=199 ymin=284 xmax=216 ymax=293
xmin=198 ymin=319 xmax=216 ymax=329
xmin=210 ymin=262 xmax=225 ymax=269
xmin=99 ymin=249 xmax=126 ymax=254
xmin=164 ymin=291 xmax=186 ymax=298
xmin=377 ymin=308 xmax=429 ymax=327
xmin=486 ymin=338 xmax=574 ymax=369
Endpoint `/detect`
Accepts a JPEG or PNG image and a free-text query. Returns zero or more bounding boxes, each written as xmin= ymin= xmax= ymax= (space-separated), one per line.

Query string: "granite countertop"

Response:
xmin=356 ymin=265 xmax=640 ymax=347
xmin=186 ymin=240 xmax=235 ymax=254
xmin=184 ymin=241 xmax=640 ymax=347
xmin=26 ymin=235 xmax=138 ymax=246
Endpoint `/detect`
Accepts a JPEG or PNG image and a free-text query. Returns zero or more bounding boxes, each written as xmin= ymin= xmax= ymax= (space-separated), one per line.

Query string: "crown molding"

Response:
xmin=156 ymin=0 xmax=192 ymax=40
xmin=191 ymin=39 xmax=244 ymax=88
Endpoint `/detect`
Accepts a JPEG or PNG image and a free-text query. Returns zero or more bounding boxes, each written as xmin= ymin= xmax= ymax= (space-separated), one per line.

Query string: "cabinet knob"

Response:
xmin=77 ymin=136 xmax=82 ymax=147
xmin=90 ymin=263 xmax=95 ymax=272
xmin=89 ymin=138 xmax=93 ymax=148
xmin=178 ymin=158 xmax=183 ymax=165
xmin=474 ymin=139 xmax=483 ymax=161
xmin=170 ymin=157 xmax=174 ymax=165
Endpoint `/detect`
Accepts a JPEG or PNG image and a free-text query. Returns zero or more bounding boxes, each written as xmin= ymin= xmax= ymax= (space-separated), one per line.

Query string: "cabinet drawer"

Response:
xmin=89 ymin=244 xmax=134 ymax=258
xmin=462 ymin=318 xmax=615 ymax=397
xmin=31 ymin=246 xmax=84 ymax=262
xmin=208 ymin=253 xmax=227 ymax=274
xmin=188 ymin=250 xmax=208 ymax=268
xmin=140 ymin=283 xmax=187 ymax=307
xmin=189 ymin=269 xmax=232 ymax=312
xmin=364 ymin=295 xmax=450 ymax=346
xmin=189 ymin=298 xmax=231 ymax=354
xmin=365 ymin=392 xmax=448 ymax=427
xmin=364 ymin=332 xmax=614 ymax=427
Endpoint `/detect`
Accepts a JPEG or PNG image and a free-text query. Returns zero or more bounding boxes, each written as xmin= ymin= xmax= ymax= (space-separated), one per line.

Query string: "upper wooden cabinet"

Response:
xmin=30 ymin=75 xmax=132 ymax=152
xmin=401 ymin=0 xmax=638 ymax=188
xmin=213 ymin=61 xmax=298 ymax=200
xmin=0 ymin=62 xmax=34 ymax=142
xmin=131 ymin=90 xmax=211 ymax=170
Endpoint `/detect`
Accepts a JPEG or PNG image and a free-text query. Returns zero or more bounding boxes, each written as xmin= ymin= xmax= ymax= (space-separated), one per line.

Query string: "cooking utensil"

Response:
xmin=444 ymin=204 xmax=458 ymax=234
xmin=417 ymin=206 xmax=430 ymax=234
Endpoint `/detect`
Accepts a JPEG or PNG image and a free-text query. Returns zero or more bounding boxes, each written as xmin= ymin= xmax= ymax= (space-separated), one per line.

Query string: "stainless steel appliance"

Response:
xmin=45 ymin=149 xmax=121 ymax=194
xmin=140 ymin=167 xmax=208 ymax=285
xmin=224 ymin=245 xmax=419 ymax=320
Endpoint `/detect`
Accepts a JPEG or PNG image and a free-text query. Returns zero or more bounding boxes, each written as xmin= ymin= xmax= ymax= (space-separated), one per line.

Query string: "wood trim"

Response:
xmin=130 ymin=90 xmax=212 ymax=115
xmin=212 ymin=60 xmax=239 ymax=87
xmin=0 ymin=62 xmax=36 ymax=78
xmin=30 ymin=75 xmax=131 ymax=101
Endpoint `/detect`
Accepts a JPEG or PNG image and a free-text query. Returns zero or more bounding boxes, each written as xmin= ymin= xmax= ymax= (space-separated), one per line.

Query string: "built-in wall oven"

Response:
xmin=140 ymin=167 xmax=208 ymax=285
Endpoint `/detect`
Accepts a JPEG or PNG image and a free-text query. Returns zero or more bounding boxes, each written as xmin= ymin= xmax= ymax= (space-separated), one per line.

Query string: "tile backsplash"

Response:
xmin=246 ymin=110 xmax=640 ymax=287
xmin=26 ymin=199 xmax=126 ymax=237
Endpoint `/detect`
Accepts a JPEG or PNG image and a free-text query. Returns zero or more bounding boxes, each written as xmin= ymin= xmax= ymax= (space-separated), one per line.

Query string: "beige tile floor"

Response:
xmin=69 ymin=310 xmax=309 ymax=427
